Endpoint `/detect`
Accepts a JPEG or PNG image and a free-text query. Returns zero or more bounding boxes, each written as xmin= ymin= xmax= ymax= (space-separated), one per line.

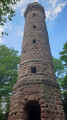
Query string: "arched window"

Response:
xmin=24 ymin=100 xmax=41 ymax=120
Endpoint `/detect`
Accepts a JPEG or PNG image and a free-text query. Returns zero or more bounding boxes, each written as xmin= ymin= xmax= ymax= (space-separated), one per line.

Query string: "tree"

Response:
xmin=53 ymin=56 xmax=67 ymax=119
xmin=52 ymin=56 xmax=64 ymax=76
xmin=59 ymin=42 xmax=67 ymax=92
xmin=0 ymin=113 xmax=8 ymax=120
xmin=53 ymin=42 xmax=67 ymax=119
xmin=59 ymin=42 xmax=67 ymax=67
xmin=59 ymin=42 xmax=67 ymax=119
xmin=0 ymin=45 xmax=20 ymax=116
xmin=52 ymin=57 xmax=64 ymax=86
xmin=0 ymin=0 xmax=20 ymax=36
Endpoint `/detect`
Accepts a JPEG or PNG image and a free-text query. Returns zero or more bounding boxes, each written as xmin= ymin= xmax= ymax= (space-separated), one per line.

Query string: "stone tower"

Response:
xmin=8 ymin=2 xmax=65 ymax=120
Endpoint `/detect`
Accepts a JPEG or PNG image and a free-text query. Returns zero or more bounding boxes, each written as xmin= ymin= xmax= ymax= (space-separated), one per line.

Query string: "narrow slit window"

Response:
xmin=33 ymin=25 xmax=36 ymax=28
xmin=33 ymin=13 xmax=35 ymax=16
xmin=31 ymin=67 xmax=36 ymax=73
xmin=23 ymin=50 xmax=25 ymax=53
xmin=33 ymin=39 xmax=36 ymax=43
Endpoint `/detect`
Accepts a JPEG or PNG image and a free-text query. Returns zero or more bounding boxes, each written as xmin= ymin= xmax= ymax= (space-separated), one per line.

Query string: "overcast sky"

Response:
xmin=0 ymin=0 xmax=67 ymax=59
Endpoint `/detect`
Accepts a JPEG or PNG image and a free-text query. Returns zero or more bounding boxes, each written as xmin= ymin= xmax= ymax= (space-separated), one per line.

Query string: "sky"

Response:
xmin=0 ymin=0 xmax=67 ymax=59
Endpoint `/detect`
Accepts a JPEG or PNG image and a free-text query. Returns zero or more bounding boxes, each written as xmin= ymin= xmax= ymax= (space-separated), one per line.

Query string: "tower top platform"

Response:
xmin=24 ymin=2 xmax=45 ymax=18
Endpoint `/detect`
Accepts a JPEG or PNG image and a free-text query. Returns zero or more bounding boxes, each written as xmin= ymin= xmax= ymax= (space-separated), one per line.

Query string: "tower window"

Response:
xmin=23 ymin=50 xmax=25 ymax=53
xmin=31 ymin=67 xmax=36 ymax=73
xmin=33 ymin=13 xmax=35 ymax=16
xmin=33 ymin=25 xmax=36 ymax=28
xmin=33 ymin=39 xmax=36 ymax=43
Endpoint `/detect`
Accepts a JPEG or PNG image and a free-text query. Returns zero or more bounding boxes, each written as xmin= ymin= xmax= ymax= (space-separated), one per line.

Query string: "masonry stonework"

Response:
xmin=8 ymin=2 xmax=65 ymax=120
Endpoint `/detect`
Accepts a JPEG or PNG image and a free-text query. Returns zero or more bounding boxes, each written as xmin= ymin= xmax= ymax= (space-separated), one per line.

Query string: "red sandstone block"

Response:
xmin=40 ymin=103 xmax=45 ymax=107
xmin=41 ymin=108 xmax=45 ymax=113
xmin=20 ymin=99 xmax=25 ymax=105
xmin=24 ymin=86 xmax=40 ymax=95
xmin=39 ymin=98 xmax=45 ymax=104
xmin=8 ymin=116 xmax=11 ymax=120
xmin=41 ymin=113 xmax=45 ymax=117
xmin=56 ymin=101 xmax=62 ymax=105
xmin=36 ymin=96 xmax=41 ymax=101
xmin=24 ymin=95 xmax=28 ymax=100
xmin=54 ymin=105 xmax=57 ymax=110
xmin=13 ymin=104 xmax=18 ymax=110
xmin=16 ymin=113 xmax=24 ymax=119
xmin=50 ymin=105 xmax=53 ymax=109
xmin=17 ymin=109 xmax=24 ymax=113
xmin=28 ymin=95 xmax=35 ymax=100
xmin=18 ymin=103 xmax=24 ymax=109
xmin=56 ymin=96 xmax=60 ymax=101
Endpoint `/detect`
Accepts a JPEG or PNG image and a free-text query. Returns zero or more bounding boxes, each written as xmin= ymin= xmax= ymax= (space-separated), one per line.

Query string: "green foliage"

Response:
xmin=0 ymin=113 xmax=8 ymax=120
xmin=61 ymin=74 xmax=67 ymax=90
xmin=62 ymin=91 xmax=67 ymax=119
xmin=52 ymin=57 xmax=64 ymax=87
xmin=0 ymin=45 xmax=20 ymax=114
xmin=0 ymin=0 xmax=15 ymax=25
xmin=53 ymin=57 xmax=67 ymax=119
xmin=0 ymin=0 xmax=20 ymax=36
xmin=53 ymin=42 xmax=67 ymax=119
xmin=59 ymin=42 xmax=67 ymax=67
xmin=59 ymin=42 xmax=67 ymax=119
xmin=52 ymin=56 xmax=64 ymax=77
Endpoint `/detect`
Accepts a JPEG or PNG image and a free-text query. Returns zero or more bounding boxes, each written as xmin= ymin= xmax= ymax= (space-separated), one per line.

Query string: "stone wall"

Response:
xmin=8 ymin=82 xmax=65 ymax=120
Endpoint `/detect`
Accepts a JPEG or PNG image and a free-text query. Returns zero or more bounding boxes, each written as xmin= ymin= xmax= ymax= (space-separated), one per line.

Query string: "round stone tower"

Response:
xmin=8 ymin=2 xmax=65 ymax=120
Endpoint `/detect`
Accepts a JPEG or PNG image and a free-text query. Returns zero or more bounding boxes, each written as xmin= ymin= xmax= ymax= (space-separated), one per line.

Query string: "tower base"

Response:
xmin=8 ymin=80 xmax=65 ymax=120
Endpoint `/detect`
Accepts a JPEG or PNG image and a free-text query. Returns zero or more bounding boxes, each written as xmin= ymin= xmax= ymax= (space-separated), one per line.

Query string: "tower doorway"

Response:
xmin=24 ymin=100 xmax=41 ymax=120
